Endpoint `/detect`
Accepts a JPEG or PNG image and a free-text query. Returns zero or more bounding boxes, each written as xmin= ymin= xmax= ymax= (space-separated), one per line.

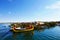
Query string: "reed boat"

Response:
xmin=12 ymin=26 xmax=34 ymax=32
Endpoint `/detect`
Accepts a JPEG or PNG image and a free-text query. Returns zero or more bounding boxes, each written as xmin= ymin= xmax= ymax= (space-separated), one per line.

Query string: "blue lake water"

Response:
xmin=0 ymin=24 xmax=60 ymax=40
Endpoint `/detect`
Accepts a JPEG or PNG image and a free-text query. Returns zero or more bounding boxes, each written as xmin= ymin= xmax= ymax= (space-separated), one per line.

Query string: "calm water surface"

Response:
xmin=0 ymin=24 xmax=60 ymax=40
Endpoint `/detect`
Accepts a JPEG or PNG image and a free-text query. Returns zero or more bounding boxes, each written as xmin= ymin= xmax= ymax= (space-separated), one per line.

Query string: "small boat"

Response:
xmin=12 ymin=26 xmax=34 ymax=32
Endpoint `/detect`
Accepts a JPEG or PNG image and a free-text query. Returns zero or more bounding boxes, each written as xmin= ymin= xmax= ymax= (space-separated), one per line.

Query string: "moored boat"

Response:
xmin=12 ymin=26 xmax=34 ymax=32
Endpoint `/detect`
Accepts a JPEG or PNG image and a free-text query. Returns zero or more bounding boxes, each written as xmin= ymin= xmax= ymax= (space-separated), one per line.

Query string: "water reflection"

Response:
xmin=12 ymin=31 xmax=34 ymax=40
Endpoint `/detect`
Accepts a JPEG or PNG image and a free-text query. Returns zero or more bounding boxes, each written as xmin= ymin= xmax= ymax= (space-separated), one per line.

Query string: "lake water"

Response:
xmin=0 ymin=24 xmax=60 ymax=40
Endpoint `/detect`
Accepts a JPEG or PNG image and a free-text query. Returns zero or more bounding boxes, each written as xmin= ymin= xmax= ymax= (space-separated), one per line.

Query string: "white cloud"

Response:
xmin=45 ymin=1 xmax=60 ymax=21
xmin=46 ymin=1 xmax=60 ymax=9
xmin=43 ymin=9 xmax=60 ymax=21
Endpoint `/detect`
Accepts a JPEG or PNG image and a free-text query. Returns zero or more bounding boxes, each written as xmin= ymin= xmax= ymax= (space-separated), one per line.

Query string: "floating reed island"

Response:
xmin=10 ymin=21 xmax=60 ymax=31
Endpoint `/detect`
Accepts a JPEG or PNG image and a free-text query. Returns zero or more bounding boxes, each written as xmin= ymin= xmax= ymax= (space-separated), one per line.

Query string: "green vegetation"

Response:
xmin=44 ymin=22 xmax=56 ymax=27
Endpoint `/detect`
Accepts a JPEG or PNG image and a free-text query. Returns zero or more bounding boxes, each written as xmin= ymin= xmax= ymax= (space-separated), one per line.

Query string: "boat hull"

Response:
xmin=12 ymin=27 xmax=34 ymax=32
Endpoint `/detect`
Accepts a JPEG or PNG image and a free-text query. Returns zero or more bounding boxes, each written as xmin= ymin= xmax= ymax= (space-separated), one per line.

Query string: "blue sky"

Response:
xmin=0 ymin=0 xmax=60 ymax=22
